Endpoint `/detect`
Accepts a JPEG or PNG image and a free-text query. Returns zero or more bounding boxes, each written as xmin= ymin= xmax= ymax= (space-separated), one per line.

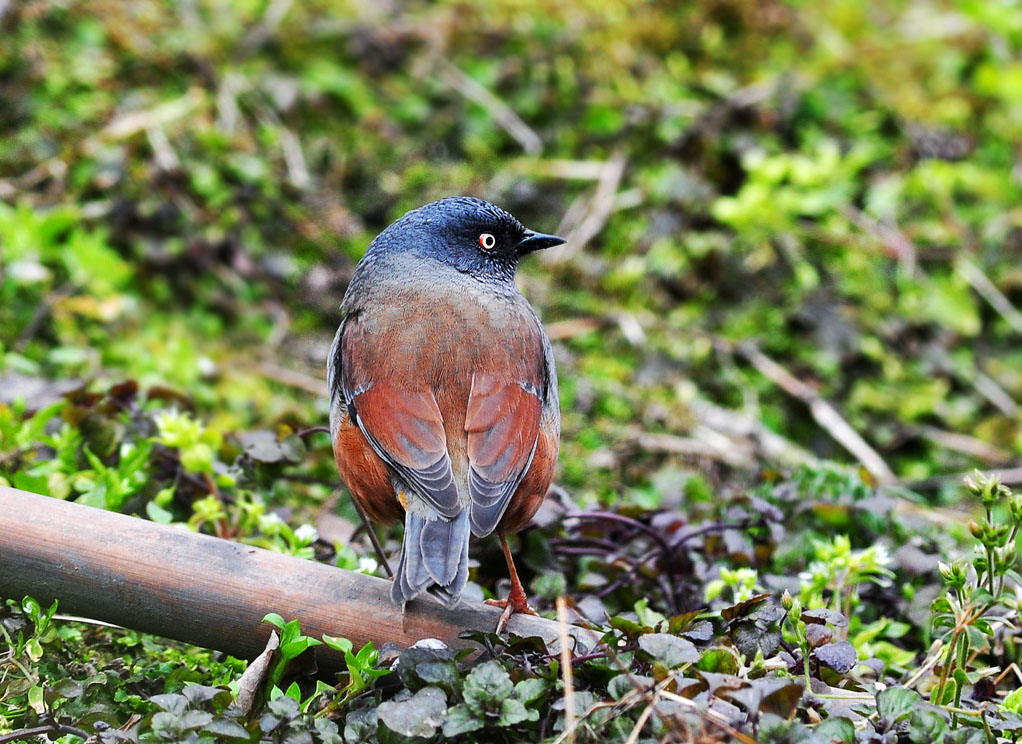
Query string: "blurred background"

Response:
xmin=2 ymin=0 xmax=1021 ymax=510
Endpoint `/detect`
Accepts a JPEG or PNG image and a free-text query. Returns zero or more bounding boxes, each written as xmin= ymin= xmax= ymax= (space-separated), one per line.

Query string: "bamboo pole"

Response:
xmin=0 ymin=486 xmax=591 ymax=673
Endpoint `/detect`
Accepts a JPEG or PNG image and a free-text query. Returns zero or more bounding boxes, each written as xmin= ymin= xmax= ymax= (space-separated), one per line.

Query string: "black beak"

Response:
xmin=515 ymin=230 xmax=566 ymax=255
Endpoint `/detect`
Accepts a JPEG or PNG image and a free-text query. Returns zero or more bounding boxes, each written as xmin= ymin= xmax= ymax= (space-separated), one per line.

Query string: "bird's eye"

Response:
xmin=479 ymin=233 xmax=496 ymax=251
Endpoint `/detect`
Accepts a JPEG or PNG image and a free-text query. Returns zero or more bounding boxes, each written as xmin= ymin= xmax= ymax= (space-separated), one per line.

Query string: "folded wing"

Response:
xmin=346 ymin=379 xmax=461 ymax=519
xmin=465 ymin=373 xmax=543 ymax=536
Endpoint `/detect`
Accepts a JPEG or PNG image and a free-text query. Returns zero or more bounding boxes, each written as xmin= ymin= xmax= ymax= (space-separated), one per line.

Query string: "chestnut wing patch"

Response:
xmin=348 ymin=380 xmax=461 ymax=518
xmin=465 ymin=373 xmax=542 ymax=536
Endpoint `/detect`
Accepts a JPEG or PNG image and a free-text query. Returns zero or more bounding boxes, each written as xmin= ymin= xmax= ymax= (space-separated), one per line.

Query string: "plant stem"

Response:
xmin=934 ymin=628 xmax=960 ymax=707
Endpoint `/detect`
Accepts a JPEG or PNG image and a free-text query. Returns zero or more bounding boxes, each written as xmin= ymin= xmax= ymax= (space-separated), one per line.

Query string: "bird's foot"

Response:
xmin=486 ymin=589 xmax=537 ymax=634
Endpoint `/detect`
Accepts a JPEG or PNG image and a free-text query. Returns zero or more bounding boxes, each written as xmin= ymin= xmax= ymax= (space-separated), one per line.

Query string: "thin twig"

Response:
xmin=544 ymin=149 xmax=628 ymax=264
xmin=924 ymin=345 xmax=1019 ymax=418
xmin=437 ymin=60 xmax=542 ymax=154
xmin=629 ymin=430 xmax=756 ymax=468
xmin=101 ymin=88 xmax=204 ymax=140
xmin=146 ymin=126 xmax=180 ymax=171
xmin=957 ymin=258 xmax=1022 ymax=335
xmin=908 ymin=467 xmax=1022 ymax=492
xmin=904 ymin=639 xmax=945 ymax=689
xmin=15 ymin=283 xmax=72 ymax=351
xmin=349 ymin=495 xmax=393 ymax=578
xmin=253 ymin=361 xmax=326 ymax=396
xmin=689 ymin=398 xmax=816 ymax=468
xmin=657 ymin=690 xmax=759 ymax=744
xmin=915 ymin=425 xmax=1014 ymax=464
xmin=624 ymin=689 xmax=659 ymax=744
xmin=0 ymin=721 xmax=90 ymax=744
xmin=557 ymin=597 xmax=577 ymax=744
xmin=843 ymin=205 xmax=916 ymax=276
xmin=566 ymin=512 xmax=673 ymax=561
xmin=279 ymin=127 xmax=311 ymax=190
xmin=734 ymin=341 xmax=897 ymax=484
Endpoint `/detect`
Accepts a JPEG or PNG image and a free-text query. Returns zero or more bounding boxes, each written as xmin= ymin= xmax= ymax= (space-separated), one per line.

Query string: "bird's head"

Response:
xmin=369 ymin=197 xmax=565 ymax=283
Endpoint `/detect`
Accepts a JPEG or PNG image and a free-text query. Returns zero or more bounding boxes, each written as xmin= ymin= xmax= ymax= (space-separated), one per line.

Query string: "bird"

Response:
xmin=327 ymin=196 xmax=563 ymax=630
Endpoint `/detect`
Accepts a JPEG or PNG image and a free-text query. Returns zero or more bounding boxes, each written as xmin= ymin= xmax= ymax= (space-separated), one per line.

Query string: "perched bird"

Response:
xmin=327 ymin=197 xmax=563 ymax=629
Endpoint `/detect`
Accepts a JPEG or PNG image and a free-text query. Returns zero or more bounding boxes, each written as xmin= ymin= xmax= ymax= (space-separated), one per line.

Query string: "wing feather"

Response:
xmin=466 ymin=373 xmax=542 ymax=536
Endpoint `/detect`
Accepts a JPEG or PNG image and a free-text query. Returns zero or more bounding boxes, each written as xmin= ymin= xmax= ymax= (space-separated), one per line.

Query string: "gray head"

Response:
xmin=364 ymin=197 xmax=565 ymax=284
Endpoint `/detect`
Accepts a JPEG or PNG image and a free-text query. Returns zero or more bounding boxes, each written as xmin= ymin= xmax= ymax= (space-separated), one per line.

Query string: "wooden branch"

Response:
xmin=0 ymin=487 xmax=595 ymax=673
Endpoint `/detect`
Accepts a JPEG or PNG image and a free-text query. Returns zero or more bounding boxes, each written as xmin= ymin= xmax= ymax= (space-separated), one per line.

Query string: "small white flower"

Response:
xmin=294 ymin=524 xmax=318 ymax=543
xmin=357 ymin=556 xmax=379 ymax=575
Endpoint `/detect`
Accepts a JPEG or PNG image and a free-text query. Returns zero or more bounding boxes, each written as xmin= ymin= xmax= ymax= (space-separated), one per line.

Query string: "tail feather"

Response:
xmin=420 ymin=510 xmax=470 ymax=584
xmin=427 ymin=522 xmax=470 ymax=608
xmin=391 ymin=508 xmax=471 ymax=608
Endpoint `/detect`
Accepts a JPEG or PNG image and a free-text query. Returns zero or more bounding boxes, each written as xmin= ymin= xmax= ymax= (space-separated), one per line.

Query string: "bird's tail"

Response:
xmin=391 ymin=506 xmax=470 ymax=608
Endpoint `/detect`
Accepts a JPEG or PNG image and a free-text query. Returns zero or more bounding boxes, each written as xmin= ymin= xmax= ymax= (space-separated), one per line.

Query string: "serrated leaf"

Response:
xmin=182 ymin=684 xmax=228 ymax=707
xmin=463 ymin=661 xmax=514 ymax=715
xmin=178 ymin=710 xmax=214 ymax=730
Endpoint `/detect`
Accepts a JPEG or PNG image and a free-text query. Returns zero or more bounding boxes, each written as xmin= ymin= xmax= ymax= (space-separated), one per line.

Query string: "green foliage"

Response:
xmin=930 ymin=472 xmax=1022 ymax=721
xmin=2 ymin=0 xmax=1022 ymax=741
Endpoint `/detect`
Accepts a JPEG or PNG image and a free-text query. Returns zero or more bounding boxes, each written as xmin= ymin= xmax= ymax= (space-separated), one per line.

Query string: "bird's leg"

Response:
xmin=485 ymin=531 xmax=537 ymax=633
xmin=349 ymin=495 xmax=393 ymax=578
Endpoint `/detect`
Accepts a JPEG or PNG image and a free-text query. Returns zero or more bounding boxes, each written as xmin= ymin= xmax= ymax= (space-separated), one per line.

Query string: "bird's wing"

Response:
xmin=336 ymin=317 xmax=461 ymax=519
xmin=465 ymin=372 xmax=543 ymax=536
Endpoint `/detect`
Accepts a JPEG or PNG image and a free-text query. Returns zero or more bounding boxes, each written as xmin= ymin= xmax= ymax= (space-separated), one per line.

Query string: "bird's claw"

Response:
xmin=486 ymin=595 xmax=538 ymax=634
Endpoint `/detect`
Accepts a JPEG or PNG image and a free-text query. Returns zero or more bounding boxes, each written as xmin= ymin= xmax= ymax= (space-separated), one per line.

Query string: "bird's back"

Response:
xmin=327 ymin=199 xmax=562 ymax=610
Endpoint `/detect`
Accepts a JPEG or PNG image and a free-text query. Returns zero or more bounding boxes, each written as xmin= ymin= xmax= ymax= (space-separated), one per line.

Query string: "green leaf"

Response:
xmin=907 ymin=707 xmax=948 ymax=744
xmin=443 ymin=704 xmax=484 ymax=737
xmin=463 ymin=661 xmax=514 ymax=716
xmin=1003 ymin=685 xmax=1022 ymax=714
xmin=355 ymin=641 xmax=377 ymax=666
xmin=377 ymin=687 xmax=448 ymax=738
xmin=203 ymin=719 xmax=251 ymax=740
xmin=322 ymin=634 xmax=353 ymax=653
xmin=930 ymin=677 xmax=956 ymax=706
xmin=262 ymin=613 xmax=286 ymax=631
xmin=814 ymin=717 xmax=855 ymax=743
xmin=877 ymin=686 xmax=922 ymax=721
xmin=696 ymin=648 xmax=740 ymax=674
xmin=514 ymin=677 xmax=549 ymax=706
xmin=498 ymin=697 xmax=537 ymax=726
xmin=637 ymin=633 xmax=699 ymax=667
xmin=49 ymin=678 xmax=83 ymax=700
xmin=146 ymin=499 xmax=175 ymax=524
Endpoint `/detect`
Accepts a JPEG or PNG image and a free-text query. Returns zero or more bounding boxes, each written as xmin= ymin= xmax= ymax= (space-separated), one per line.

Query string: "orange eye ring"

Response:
xmin=479 ymin=233 xmax=496 ymax=250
